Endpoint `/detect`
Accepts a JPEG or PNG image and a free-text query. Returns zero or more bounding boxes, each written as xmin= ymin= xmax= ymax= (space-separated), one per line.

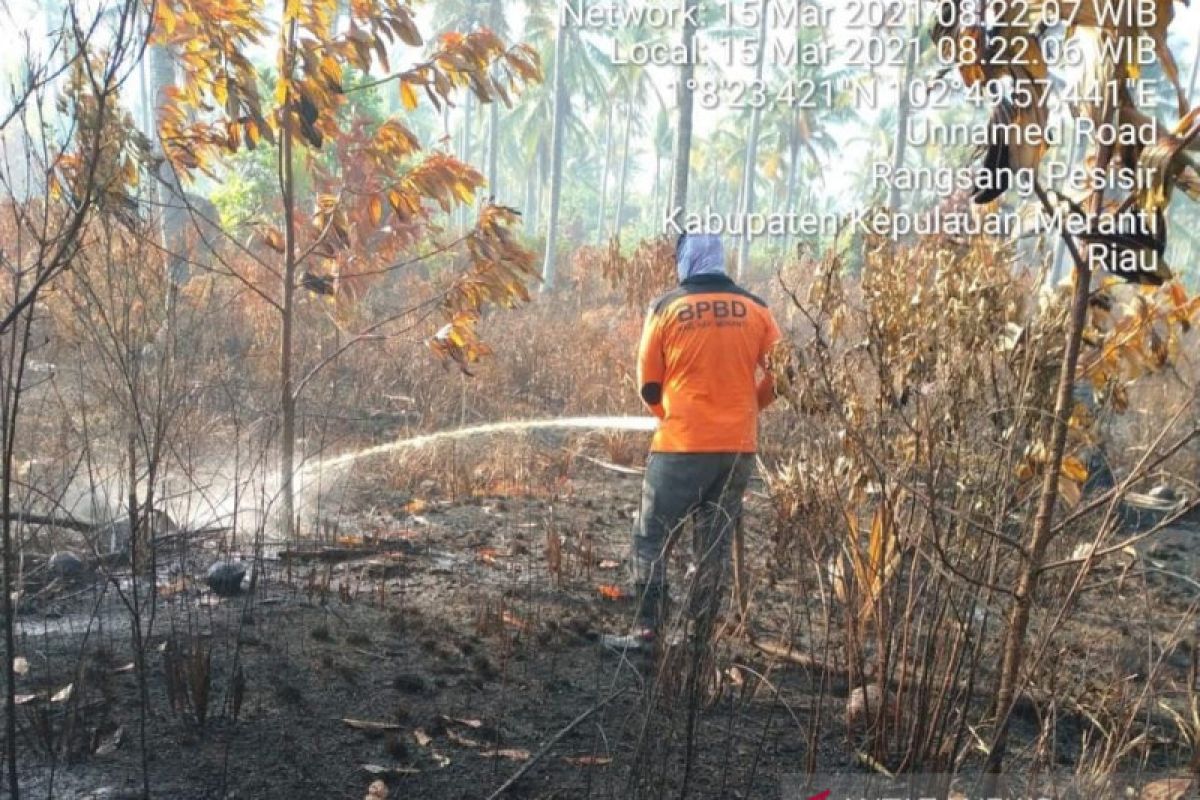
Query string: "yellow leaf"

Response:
xmin=452 ymin=181 xmax=474 ymax=205
xmin=369 ymin=195 xmax=383 ymax=225
xmin=400 ymin=81 xmax=418 ymax=111
xmin=157 ymin=4 xmax=176 ymax=37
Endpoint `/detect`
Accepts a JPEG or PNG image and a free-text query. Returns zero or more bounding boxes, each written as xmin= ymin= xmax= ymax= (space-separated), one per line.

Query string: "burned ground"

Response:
xmin=8 ymin=448 xmax=1200 ymax=800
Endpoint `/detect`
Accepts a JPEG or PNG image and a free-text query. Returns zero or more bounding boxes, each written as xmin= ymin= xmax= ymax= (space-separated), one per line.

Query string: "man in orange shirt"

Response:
xmin=605 ymin=233 xmax=782 ymax=651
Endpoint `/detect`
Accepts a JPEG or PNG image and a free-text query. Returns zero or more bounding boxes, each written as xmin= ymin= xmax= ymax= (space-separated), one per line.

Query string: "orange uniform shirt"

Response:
xmin=637 ymin=274 xmax=782 ymax=453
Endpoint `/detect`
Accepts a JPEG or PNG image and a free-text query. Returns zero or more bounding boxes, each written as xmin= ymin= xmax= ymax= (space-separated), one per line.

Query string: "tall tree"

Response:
xmin=485 ymin=0 xmax=504 ymax=195
xmin=887 ymin=18 xmax=919 ymax=211
xmin=612 ymin=82 xmax=635 ymax=237
xmin=667 ymin=0 xmax=699 ymax=227
xmin=595 ymin=89 xmax=615 ymax=241
xmin=734 ymin=5 xmax=770 ymax=279
xmin=608 ymin=51 xmax=662 ymax=238
xmin=149 ymin=43 xmax=189 ymax=291
xmin=540 ymin=8 xmax=569 ymax=290
xmin=649 ymin=107 xmax=672 ymax=223
xmin=153 ymin=0 xmax=540 ymax=537
xmin=517 ymin=0 xmax=605 ymax=246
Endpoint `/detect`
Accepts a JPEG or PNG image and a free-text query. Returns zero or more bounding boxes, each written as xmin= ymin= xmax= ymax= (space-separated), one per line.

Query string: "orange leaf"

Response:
xmin=597 ymin=584 xmax=625 ymax=601
xmin=1061 ymin=456 xmax=1089 ymax=484
xmin=260 ymin=226 xmax=285 ymax=253
xmin=1169 ymin=282 xmax=1188 ymax=309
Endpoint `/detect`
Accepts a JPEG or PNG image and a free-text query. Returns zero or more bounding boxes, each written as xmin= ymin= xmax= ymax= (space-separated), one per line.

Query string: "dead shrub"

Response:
xmin=762 ymin=231 xmax=1200 ymax=773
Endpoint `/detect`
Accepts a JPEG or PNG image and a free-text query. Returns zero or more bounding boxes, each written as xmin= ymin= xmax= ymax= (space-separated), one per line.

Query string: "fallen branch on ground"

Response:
xmin=485 ymin=687 xmax=630 ymax=799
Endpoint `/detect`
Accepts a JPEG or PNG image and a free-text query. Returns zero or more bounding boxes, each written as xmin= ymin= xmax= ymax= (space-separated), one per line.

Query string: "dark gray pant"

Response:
xmin=631 ymin=452 xmax=754 ymax=629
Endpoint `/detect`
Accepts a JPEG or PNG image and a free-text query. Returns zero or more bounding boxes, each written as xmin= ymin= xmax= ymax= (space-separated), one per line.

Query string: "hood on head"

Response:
xmin=676 ymin=234 xmax=726 ymax=282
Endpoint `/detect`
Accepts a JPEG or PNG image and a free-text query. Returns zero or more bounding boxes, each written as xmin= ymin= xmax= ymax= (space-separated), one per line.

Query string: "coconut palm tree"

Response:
xmin=610 ymin=56 xmax=665 ymax=237
xmin=484 ymin=0 xmax=506 ymax=193
xmin=667 ymin=0 xmax=701 ymax=225
xmin=523 ymin=0 xmax=608 ymax=287
xmin=887 ymin=17 xmax=920 ymax=211
xmin=733 ymin=3 xmax=770 ymax=279
xmin=595 ymin=85 xmax=617 ymax=241
xmin=697 ymin=121 xmax=751 ymax=220
xmin=540 ymin=8 xmax=569 ymax=290
xmin=648 ymin=107 xmax=673 ymax=224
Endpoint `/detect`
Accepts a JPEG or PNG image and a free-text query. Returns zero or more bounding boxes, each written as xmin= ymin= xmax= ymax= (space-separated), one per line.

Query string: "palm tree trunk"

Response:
xmin=708 ymin=153 xmax=719 ymax=207
xmin=523 ymin=155 xmax=537 ymax=232
xmin=732 ymin=176 xmax=743 ymax=233
xmin=735 ymin=6 xmax=771 ymax=280
xmin=887 ymin=21 xmax=918 ymax=211
xmin=651 ymin=153 xmax=662 ymax=226
xmin=612 ymin=87 xmax=634 ymax=238
xmin=596 ymin=101 xmax=614 ymax=242
xmin=485 ymin=0 xmax=501 ymax=195
xmin=667 ymin=0 xmax=699 ymax=226
xmin=531 ymin=138 xmax=545 ymax=231
xmin=487 ymin=101 xmax=499 ymax=196
xmin=461 ymin=92 xmax=473 ymax=163
xmin=540 ymin=20 xmax=569 ymax=290
xmin=782 ymin=110 xmax=802 ymax=255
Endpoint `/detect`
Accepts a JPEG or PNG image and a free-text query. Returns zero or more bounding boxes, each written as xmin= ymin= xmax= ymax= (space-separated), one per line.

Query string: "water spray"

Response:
xmin=299 ymin=415 xmax=658 ymax=477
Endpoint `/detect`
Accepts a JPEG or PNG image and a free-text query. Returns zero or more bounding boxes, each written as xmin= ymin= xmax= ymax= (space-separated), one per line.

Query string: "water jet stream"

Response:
xmin=300 ymin=415 xmax=658 ymax=476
